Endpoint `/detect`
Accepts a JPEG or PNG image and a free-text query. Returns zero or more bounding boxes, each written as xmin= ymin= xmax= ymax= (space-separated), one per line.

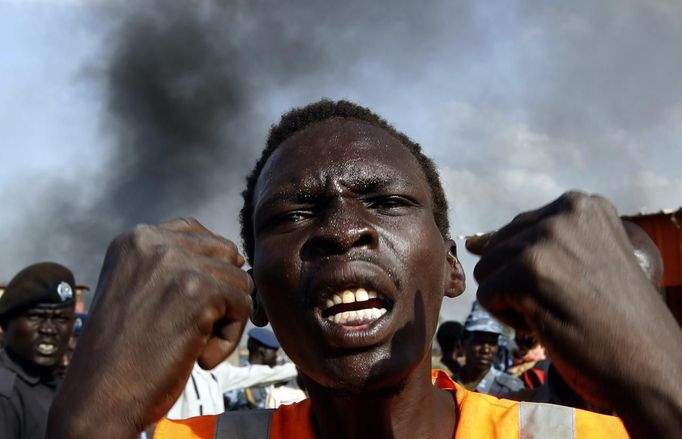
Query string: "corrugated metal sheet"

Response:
xmin=622 ymin=208 xmax=682 ymax=287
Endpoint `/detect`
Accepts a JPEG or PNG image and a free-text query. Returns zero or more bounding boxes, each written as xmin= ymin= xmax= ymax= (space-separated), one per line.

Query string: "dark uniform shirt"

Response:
xmin=0 ymin=349 xmax=59 ymax=439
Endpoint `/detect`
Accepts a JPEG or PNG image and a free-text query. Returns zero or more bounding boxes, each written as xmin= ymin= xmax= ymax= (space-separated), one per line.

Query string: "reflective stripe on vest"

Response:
xmin=153 ymin=370 xmax=628 ymax=439
xmin=214 ymin=409 xmax=274 ymax=439
xmin=518 ymin=402 xmax=575 ymax=439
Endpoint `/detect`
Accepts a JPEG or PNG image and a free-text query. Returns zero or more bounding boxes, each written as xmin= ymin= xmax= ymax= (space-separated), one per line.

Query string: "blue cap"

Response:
xmin=464 ymin=301 xmax=504 ymax=335
xmin=248 ymin=328 xmax=280 ymax=349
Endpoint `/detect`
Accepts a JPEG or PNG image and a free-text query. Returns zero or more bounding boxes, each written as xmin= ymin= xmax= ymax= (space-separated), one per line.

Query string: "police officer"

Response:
xmin=454 ymin=301 xmax=524 ymax=396
xmin=0 ymin=262 xmax=76 ymax=439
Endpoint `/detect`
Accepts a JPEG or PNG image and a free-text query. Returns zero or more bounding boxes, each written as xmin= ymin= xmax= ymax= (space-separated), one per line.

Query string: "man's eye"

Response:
xmin=369 ymin=197 xmax=410 ymax=210
xmin=277 ymin=211 xmax=311 ymax=223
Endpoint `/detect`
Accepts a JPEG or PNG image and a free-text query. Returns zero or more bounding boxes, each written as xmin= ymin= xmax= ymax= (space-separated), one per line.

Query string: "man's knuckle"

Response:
xmin=223 ymin=239 xmax=239 ymax=255
xmin=232 ymin=292 xmax=252 ymax=318
xmin=239 ymin=270 xmax=255 ymax=294
xmin=130 ymin=223 xmax=158 ymax=248
xmin=519 ymin=246 xmax=542 ymax=274
xmin=174 ymin=271 xmax=205 ymax=300
xmin=559 ymin=190 xmax=587 ymax=209
xmin=223 ymin=266 xmax=253 ymax=295
xmin=181 ymin=217 xmax=201 ymax=228
xmin=152 ymin=244 xmax=178 ymax=265
xmin=590 ymin=194 xmax=618 ymax=215
xmin=108 ymin=232 xmax=129 ymax=252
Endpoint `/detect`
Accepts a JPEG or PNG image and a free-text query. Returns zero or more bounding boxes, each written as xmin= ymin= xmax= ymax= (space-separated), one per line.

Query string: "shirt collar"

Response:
xmin=0 ymin=349 xmax=57 ymax=386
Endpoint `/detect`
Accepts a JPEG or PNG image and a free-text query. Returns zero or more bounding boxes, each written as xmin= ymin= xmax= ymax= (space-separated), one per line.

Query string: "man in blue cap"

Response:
xmin=0 ymin=262 xmax=76 ymax=439
xmin=167 ymin=327 xmax=295 ymax=419
xmin=225 ymin=328 xmax=283 ymax=410
xmin=454 ymin=301 xmax=524 ymax=396
xmin=246 ymin=328 xmax=280 ymax=368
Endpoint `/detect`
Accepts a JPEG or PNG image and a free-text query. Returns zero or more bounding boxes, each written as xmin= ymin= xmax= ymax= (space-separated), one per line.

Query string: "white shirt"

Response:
xmin=265 ymin=383 xmax=307 ymax=409
xmin=166 ymin=361 xmax=297 ymax=419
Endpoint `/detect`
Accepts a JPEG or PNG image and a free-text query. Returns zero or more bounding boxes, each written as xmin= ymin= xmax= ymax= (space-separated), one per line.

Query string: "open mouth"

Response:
xmin=321 ymin=287 xmax=391 ymax=326
xmin=36 ymin=342 xmax=58 ymax=355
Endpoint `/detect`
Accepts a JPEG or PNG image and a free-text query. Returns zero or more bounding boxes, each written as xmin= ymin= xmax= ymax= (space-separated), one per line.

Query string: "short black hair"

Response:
xmin=436 ymin=321 xmax=464 ymax=353
xmin=240 ymin=99 xmax=450 ymax=263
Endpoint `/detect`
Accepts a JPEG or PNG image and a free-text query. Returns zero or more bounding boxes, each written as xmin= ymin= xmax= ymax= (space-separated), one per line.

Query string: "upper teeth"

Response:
xmin=325 ymin=288 xmax=378 ymax=309
xmin=37 ymin=343 xmax=56 ymax=353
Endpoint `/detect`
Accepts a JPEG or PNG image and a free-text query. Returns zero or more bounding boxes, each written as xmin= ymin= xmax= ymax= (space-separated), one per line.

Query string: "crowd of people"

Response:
xmin=1 ymin=99 xmax=681 ymax=438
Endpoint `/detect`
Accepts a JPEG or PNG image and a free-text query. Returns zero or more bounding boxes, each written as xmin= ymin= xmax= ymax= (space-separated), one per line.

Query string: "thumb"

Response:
xmin=465 ymin=231 xmax=495 ymax=256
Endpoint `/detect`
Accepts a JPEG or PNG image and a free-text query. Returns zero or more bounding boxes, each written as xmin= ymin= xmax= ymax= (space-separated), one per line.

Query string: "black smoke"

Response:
xmin=4 ymin=0 xmax=463 ymax=296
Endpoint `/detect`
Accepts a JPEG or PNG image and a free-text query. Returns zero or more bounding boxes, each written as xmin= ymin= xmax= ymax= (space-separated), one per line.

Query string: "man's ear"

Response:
xmin=443 ymin=239 xmax=465 ymax=298
xmin=248 ymin=269 xmax=269 ymax=327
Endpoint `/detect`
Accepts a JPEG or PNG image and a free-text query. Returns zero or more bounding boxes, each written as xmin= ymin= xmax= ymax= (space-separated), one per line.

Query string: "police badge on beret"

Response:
xmin=57 ymin=281 xmax=73 ymax=302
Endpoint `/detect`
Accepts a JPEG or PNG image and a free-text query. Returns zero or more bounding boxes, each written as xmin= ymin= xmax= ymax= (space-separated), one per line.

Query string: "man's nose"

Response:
xmin=480 ymin=343 xmax=493 ymax=353
xmin=302 ymin=200 xmax=379 ymax=259
xmin=39 ymin=318 xmax=58 ymax=335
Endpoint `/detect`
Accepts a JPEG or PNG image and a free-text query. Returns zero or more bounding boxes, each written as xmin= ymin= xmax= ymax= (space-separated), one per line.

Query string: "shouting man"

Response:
xmin=49 ymin=100 xmax=682 ymax=438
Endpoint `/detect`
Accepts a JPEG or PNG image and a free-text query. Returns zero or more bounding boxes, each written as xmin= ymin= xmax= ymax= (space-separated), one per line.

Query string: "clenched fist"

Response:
xmin=48 ymin=219 xmax=253 ymax=438
xmin=467 ymin=192 xmax=682 ymax=438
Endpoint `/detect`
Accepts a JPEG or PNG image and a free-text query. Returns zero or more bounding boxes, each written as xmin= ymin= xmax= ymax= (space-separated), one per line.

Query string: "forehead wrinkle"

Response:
xmin=254 ymin=119 xmax=433 ymax=214
xmin=260 ymin=160 xmax=410 ymax=209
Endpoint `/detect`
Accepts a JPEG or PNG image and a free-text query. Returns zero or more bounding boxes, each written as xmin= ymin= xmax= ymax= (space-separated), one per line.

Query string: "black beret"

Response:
xmin=0 ymin=262 xmax=76 ymax=317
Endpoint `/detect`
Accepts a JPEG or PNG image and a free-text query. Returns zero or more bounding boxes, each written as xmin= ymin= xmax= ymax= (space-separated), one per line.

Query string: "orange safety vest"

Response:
xmin=154 ymin=370 xmax=629 ymax=439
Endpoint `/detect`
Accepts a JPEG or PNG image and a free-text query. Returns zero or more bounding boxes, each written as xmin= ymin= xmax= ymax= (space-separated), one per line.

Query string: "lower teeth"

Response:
xmin=328 ymin=308 xmax=387 ymax=324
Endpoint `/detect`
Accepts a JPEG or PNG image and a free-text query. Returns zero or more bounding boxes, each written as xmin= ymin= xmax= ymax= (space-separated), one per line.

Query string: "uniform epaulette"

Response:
xmin=0 ymin=366 xmax=17 ymax=398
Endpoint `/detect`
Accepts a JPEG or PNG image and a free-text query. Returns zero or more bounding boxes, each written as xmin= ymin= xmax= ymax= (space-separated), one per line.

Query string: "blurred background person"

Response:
xmin=0 ymin=262 xmax=76 ymax=439
xmin=507 ymin=333 xmax=549 ymax=390
xmin=224 ymin=328 xmax=287 ymax=410
xmin=167 ymin=327 xmax=296 ymax=419
xmin=55 ymin=313 xmax=87 ymax=380
xmin=434 ymin=320 xmax=464 ymax=376
xmin=264 ymin=369 xmax=307 ymax=409
xmin=454 ymin=302 xmax=524 ymax=396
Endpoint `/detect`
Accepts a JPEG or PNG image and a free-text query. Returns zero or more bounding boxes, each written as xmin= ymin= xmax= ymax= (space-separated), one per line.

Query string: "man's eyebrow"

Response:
xmin=343 ymin=176 xmax=396 ymax=194
xmin=257 ymin=190 xmax=320 ymax=211
xmin=258 ymin=177 xmax=402 ymax=209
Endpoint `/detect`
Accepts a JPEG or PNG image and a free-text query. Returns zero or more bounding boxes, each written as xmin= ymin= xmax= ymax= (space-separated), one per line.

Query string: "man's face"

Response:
xmin=4 ymin=305 xmax=75 ymax=370
xmin=463 ymin=331 xmax=499 ymax=372
xmin=56 ymin=335 xmax=78 ymax=379
xmin=259 ymin=347 xmax=278 ymax=368
xmin=251 ymin=118 xmax=453 ymax=393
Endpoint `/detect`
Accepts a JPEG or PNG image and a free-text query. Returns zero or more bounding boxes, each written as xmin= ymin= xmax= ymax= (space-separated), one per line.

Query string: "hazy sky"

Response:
xmin=1 ymin=0 xmax=681 ymax=322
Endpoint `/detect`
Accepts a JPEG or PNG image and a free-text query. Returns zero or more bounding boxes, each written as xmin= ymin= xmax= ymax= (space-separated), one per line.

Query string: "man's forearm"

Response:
xmin=614 ymin=354 xmax=682 ymax=438
xmin=48 ymin=396 xmax=140 ymax=439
